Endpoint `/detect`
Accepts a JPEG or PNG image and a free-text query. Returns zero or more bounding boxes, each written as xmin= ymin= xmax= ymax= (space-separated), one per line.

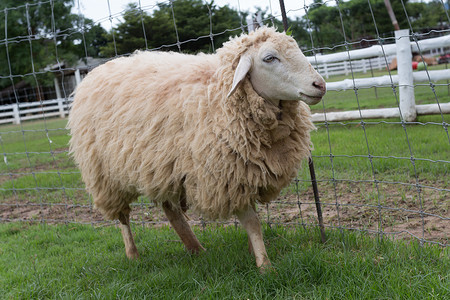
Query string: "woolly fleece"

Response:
xmin=68 ymin=27 xmax=315 ymax=220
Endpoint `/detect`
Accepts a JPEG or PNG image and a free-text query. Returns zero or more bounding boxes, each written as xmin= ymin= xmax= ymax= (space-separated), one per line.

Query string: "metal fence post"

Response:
xmin=395 ymin=29 xmax=416 ymax=122
xmin=279 ymin=0 xmax=326 ymax=242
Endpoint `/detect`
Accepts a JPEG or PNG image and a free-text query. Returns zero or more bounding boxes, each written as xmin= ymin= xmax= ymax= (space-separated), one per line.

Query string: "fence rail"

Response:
xmin=0 ymin=99 xmax=71 ymax=125
xmin=317 ymin=56 xmax=394 ymax=78
xmin=310 ymin=30 xmax=450 ymax=122
xmin=307 ymin=34 xmax=450 ymax=64
xmin=0 ymin=33 xmax=446 ymax=126
xmin=326 ymin=69 xmax=450 ymax=91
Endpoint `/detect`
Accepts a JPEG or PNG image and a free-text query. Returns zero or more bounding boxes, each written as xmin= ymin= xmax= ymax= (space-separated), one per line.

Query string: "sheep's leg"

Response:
xmin=248 ymin=235 xmax=255 ymax=256
xmin=118 ymin=211 xmax=139 ymax=259
xmin=237 ymin=206 xmax=271 ymax=271
xmin=162 ymin=201 xmax=206 ymax=254
xmin=246 ymin=203 xmax=257 ymax=256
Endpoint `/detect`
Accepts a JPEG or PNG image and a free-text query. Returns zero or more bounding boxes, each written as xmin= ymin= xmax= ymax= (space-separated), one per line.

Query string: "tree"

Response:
xmin=407 ymin=0 xmax=450 ymax=31
xmin=0 ymin=0 xmax=107 ymax=90
xmin=239 ymin=7 xmax=313 ymax=50
xmin=101 ymin=0 xmax=245 ymax=57
xmin=71 ymin=18 xmax=108 ymax=59
xmin=302 ymin=0 xmax=449 ymax=51
xmin=304 ymin=0 xmax=410 ymax=49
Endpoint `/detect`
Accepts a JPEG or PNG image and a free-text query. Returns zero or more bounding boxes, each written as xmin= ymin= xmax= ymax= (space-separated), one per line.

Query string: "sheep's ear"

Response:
xmin=227 ymin=54 xmax=252 ymax=98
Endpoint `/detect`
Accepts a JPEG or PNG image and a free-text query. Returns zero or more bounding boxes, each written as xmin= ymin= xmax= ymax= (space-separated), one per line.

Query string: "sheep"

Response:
xmin=67 ymin=27 xmax=326 ymax=271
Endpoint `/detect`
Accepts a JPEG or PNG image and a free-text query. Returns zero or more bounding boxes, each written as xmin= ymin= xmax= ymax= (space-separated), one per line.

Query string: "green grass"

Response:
xmin=283 ymin=114 xmax=450 ymax=196
xmin=0 ymin=118 xmax=70 ymax=172
xmin=0 ymin=78 xmax=448 ymax=298
xmin=0 ymin=113 xmax=449 ymax=205
xmin=305 ymin=115 xmax=450 ymax=182
xmin=0 ymin=223 xmax=448 ymax=299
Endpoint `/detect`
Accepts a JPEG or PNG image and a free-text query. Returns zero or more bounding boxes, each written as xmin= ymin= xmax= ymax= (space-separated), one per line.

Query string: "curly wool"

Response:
xmin=68 ymin=27 xmax=315 ymax=220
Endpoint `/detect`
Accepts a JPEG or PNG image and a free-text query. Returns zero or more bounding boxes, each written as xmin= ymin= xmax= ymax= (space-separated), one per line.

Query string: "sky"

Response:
xmin=75 ymin=0 xmax=316 ymax=30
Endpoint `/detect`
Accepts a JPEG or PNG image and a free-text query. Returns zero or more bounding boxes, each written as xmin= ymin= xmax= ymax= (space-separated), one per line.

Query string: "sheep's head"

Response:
xmin=227 ymin=28 xmax=326 ymax=106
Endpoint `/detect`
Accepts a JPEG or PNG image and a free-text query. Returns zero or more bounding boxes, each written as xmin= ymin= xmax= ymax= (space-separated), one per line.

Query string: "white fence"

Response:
xmin=310 ymin=31 xmax=450 ymax=122
xmin=309 ymin=34 xmax=450 ymax=64
xmin=0 ymin=99 xmax=71 ymax=125
xmin=317 ymin=56 xmax=394 ymax=78
xmin=0 ymin=32 xmax=448 ymax=126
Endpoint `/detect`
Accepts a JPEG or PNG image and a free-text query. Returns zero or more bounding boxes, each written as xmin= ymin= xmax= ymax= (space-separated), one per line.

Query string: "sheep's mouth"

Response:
xmin=299 ymin=93 xmax=322 ymax=105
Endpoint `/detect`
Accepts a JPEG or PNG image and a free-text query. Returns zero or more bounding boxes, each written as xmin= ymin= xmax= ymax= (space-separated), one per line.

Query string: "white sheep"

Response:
xmin=68 ymin=27 xmax=326 ymax=271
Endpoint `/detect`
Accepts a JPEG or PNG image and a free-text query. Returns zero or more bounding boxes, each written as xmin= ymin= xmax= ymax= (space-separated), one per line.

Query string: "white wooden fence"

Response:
xmin=310 ymin=31 xmax=450 ymax=122
xmin=315 ymin=46 xmax=445 ymax=79
xmin=309 ymin=34 xmax=450 ymax=64
xmin=317 ymin=56 xmax=394 ymax=78
xmin=0 ymin=99 xmax=71 ymax=125
xmin=0 ymin=31 xmax=448 ymax=126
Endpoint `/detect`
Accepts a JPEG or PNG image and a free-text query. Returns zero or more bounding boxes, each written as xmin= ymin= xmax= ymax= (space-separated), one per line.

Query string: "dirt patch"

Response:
xmin=1 ymin=180 xmax=448 ymax=245
xmin=260 ymin=180 xmax=449 ymax=245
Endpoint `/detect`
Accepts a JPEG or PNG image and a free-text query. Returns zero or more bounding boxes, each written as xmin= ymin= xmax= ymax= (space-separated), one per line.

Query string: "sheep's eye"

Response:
xmin=263 ymin=55 xmax=277 ymax=63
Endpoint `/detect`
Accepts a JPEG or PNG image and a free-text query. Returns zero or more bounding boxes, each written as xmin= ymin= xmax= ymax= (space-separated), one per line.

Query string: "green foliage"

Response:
xmin=0 ymin=0 xmax=107 ymax=89
xmin=304 ymin=0 xmax=449 ymax=50
xmin=100 ymin=0 xmax=245 ymax=56
xmin=285 ymin=26 xmax=293 ymax=36
xmin=100 ymin=0 xmax=449 ymax=56
xmin=0 ymin=0 xmax=448 ymax=90
xmin=407 ymin=0 xmax=449 ymax=29
xmin=0 ymin=0 xmax=447 ymax=97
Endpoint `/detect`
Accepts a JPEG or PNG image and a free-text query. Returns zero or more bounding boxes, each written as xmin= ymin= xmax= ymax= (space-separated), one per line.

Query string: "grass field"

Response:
xmin=0 ymin=73 xmax=449 ymax=243
xmin=0 ymin=66 xmax=448 ymax=298
xmin=0 ymin=223 xmax=448 ymax=299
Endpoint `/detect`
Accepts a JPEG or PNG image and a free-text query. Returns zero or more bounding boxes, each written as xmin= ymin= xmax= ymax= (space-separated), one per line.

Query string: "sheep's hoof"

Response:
xmin=258 ymin=263 xmax=276 ymax=275
xmin=187 ymin=245 xmax=206 ymax=255
xmin=256 ymin=258 xmax=274 ymax=274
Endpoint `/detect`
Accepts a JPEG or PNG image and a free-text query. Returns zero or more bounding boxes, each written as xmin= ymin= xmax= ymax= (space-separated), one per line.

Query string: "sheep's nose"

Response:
xmin=312 ymin=80 xmax=326 ymax=94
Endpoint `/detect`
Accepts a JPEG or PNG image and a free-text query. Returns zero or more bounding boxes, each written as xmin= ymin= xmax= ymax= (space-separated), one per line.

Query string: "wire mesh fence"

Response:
xmin=0 ymin=0 xmax=448 ymax=247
